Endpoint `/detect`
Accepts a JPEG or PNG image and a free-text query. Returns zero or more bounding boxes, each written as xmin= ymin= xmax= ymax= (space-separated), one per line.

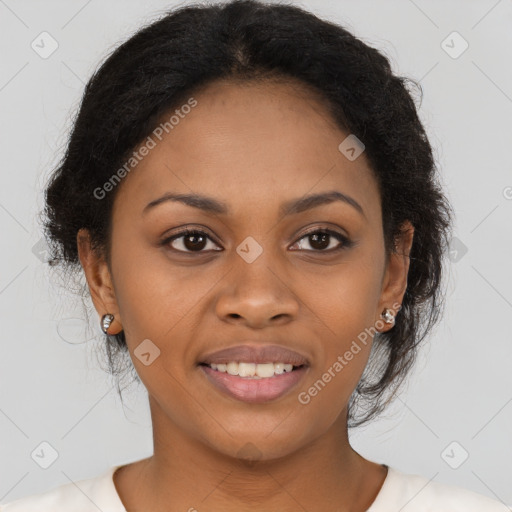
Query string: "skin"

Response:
xmin=77 ymin=78 xmax=414 ymax=512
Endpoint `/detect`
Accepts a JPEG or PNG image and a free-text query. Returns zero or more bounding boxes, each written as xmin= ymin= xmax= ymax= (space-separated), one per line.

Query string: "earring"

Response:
xmin=101 ymin=313 xmax=115 ymax=334
xmin=381 ymin=308 xmax=395 ymax=325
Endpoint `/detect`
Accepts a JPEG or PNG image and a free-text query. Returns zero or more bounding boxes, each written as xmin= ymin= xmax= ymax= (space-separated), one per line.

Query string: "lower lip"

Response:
xmin=200 ymin=365 xmax=308 ymax=404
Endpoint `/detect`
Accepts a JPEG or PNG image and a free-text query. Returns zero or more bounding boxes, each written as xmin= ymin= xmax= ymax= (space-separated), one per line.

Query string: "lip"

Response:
xmin=200 ymin=365 xmax=309 ymax=403
xmin=199 ymin=344 xmax=310 ymax=366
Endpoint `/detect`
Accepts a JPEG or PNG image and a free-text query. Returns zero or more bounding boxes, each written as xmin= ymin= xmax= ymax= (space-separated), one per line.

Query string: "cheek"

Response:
xmin=109 ymin=240 xmax=233 ymax=409
xmin=110 ymin=235 xmax=204 ymax=341
xmin=297 ymin=253 xmax=384 ymax=339
xmin=292 ymin=255 xmax=383 ymax=414
xmin=110 ymin=247 xmax=212 ymax=427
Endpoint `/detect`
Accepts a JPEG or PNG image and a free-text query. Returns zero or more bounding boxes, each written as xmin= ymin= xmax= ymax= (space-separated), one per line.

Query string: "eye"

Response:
xmin=290 ymin=228 xmax=352 ymax=252
xmin=161 ymin=227 xmax=353 ymax=254
xmin=162 ymin=228 xmax=222 ymax=253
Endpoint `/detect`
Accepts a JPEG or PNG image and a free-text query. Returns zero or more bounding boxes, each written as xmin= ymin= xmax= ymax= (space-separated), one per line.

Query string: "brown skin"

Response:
xmin=77 ymin=78 xmax=414 ymax=512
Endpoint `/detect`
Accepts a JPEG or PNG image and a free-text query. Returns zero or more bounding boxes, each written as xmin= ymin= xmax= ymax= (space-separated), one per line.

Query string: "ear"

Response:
xmin=376 ymin=220 xmax=414 ymax=332
xmin=77 ymin=228 xmax=123 ymax=335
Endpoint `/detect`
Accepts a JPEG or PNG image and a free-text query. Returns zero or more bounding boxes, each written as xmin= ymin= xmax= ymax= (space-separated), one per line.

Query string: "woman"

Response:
xmin=1 ymin=0 xmax=507 ymax=510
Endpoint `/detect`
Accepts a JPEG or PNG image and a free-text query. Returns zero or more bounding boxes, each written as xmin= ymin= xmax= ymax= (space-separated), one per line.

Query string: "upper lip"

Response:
xmin=199 ymin=344 xmax=310 ymax=366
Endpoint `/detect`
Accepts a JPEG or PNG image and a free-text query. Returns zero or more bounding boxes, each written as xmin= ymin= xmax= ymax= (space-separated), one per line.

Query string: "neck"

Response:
xmin=115 ymin=396 xmax=386 ymax=512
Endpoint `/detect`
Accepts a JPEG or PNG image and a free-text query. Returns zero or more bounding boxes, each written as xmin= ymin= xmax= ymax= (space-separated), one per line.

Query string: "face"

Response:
xmin=78 ymin=78 xmax=413 ymax=461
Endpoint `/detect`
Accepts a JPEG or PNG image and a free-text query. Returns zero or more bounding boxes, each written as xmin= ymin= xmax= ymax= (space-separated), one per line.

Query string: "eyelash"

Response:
xmin=160 ymin=226 xmax=353 ymax=254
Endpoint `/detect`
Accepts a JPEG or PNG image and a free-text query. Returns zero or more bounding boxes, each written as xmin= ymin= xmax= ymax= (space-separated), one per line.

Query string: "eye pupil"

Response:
xmin=184 ymin=233 xmax=207 ymax=251
xmin=309 ymin=232 xmax=330 ymax=250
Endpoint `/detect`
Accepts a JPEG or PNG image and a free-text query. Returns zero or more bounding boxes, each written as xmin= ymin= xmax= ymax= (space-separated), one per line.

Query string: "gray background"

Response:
xmin=1 ymin=0 xmax=511 ymax=506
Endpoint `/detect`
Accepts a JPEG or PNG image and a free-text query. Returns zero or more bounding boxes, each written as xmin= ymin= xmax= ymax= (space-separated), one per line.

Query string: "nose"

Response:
xmin=215 ymin=262 xmax=300 ymax=329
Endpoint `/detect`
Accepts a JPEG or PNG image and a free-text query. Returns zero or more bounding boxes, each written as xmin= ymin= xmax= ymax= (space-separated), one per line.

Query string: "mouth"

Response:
xmin=197 ymin=344 xmax=310 ymax=404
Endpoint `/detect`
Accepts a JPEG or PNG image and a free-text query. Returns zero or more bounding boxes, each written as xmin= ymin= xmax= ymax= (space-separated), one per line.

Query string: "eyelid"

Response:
xmin=298 ymin=225 xmax=346 ymax=238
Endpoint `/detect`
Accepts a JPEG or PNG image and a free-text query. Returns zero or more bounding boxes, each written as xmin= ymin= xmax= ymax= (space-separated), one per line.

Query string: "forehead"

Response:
xmin=113 ymin=79 xmax=381 ymax=223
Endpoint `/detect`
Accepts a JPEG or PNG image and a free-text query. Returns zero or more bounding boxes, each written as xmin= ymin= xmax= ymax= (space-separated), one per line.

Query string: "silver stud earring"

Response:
xmin=381 ymin=308 xmax=395 ymax=325
xmin=101 ymin=313 xmax=114 ymax=334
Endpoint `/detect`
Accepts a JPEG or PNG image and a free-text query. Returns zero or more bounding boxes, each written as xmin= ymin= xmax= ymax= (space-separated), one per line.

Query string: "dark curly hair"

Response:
xmin=41 ymin=0 xmax=453 ymax=428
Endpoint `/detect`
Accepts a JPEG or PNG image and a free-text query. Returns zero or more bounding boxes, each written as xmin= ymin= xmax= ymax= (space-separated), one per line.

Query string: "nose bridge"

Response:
xmin=231 ymin=235 xmax=284 ymax=297
xmin=214 ymin=237 xmax=299 ymax=325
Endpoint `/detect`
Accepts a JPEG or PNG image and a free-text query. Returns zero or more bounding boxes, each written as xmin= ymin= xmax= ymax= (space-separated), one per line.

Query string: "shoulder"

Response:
xmin=0 ymin=466 xmax=125 ymax=512
xmin=369 ymin=466 xmax=510 ymax=511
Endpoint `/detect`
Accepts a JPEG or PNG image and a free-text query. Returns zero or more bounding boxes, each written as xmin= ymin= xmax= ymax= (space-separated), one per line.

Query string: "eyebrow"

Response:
xmin=142 ymin=190 xmax=365 ymax=219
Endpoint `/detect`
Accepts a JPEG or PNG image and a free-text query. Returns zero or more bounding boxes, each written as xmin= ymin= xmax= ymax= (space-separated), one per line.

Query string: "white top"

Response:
xmin=0 ymin=463 xmax=508 ymax=511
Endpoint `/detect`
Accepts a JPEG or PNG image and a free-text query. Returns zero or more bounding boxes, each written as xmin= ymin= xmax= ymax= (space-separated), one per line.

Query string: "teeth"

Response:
xmin=208 ymin=362 xmax=295 ymax=377
xmin=226 ymin=362 xmax=238 ymax=376
xmin=238 ymin=362 xmax=256 ymax=377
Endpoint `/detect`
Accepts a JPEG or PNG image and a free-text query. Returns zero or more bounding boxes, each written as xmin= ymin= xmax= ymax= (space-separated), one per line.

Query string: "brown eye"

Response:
xmin=291 ymin=229 xmax=351 ymax=252
xmin=163 ymin=229 xmax=222 ymax=253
